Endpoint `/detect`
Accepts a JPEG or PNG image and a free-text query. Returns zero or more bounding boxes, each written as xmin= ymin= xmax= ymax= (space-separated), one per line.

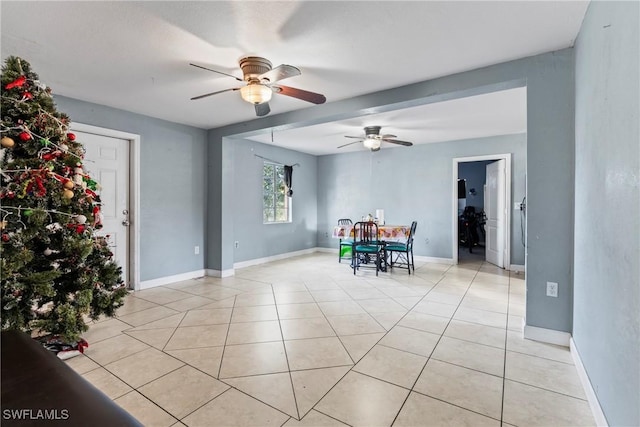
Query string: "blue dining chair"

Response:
xmin=386 ymin=221 xmax=417 ymax=274
xmin=352 ymin=221 xmax=385 ymax=276
xmin=338 ymin=218 xmax=353 ymax=263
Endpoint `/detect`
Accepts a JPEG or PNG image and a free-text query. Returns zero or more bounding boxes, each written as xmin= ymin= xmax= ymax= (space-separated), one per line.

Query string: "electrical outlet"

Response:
xmin=546 ymin=281 xmax=558 ymax=297
xmin=234 ymin=241 xmax=239 ymax=249
xmin=194 ymin=246 xmax=200 ymax=255
xmin=325 ymin=232 xmax=329 ymax=237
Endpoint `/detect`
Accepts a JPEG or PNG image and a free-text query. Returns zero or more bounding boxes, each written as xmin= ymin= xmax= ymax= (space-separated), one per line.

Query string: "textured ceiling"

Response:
xmin=1 ymin=1 xmax=588 ymax=153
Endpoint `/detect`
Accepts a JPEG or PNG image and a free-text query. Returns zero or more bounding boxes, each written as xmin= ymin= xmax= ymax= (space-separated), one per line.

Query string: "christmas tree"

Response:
xmin=1 ymin=56 xmax=127 ymax=344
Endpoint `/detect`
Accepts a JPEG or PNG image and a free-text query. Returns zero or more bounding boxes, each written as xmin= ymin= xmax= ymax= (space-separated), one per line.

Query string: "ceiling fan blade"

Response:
xmin=337 ymin=140 xmax=362 ymax=149
xmin=191 ymin=87 xmax=240 ymax=100
xmin=272 ymin=85 xmax=326 ymax=104
xmin=383 ymin=139 xmax=413 ymax=147
xmin=380 ymin=134 xmax=397 ymax=139
xmin=344 ymin=135 xmax=365 ymax=139
xmin=255 ymin=102 xmax=271 ymax=117
xmin=190 ymin=63 xmax=244 ymax=82
xmin=259 ymin=64 xmax=301 ymax=83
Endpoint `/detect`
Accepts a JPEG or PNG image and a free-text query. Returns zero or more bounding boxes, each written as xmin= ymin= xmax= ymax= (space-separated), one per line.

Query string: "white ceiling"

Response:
xmin=1 ymin=1 xmax=588 ymax=154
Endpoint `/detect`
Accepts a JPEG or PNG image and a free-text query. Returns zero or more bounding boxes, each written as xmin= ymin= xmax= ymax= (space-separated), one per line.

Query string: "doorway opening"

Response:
xmin=452 ymin=154 xmax=512 ymax=268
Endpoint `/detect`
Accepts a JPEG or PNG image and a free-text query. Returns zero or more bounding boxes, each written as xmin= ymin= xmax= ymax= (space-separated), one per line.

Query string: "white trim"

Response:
xmin=70 ymin=123 xmax=141 ymax=291
xmin=523 ymin=324 xmax=571 ymax=347
xmin=452 ymin=153 xmax=512 ymax=268
xmin=206 ymin=268 xmax=235 ymax=278
xmin=414 ymin=255 xmax=454 ymax=265
xmin=316 ymin=247 xmax=336 ymax=254
xmin=233 ymin=247 xmax=318 ymax=269
xmin=570 ymin=338 xmax=609 ymax=427
xmin=509 ymin=264 xmax=525 ymax=273
xmin=139 ymin=269 xmax=206 ymax=290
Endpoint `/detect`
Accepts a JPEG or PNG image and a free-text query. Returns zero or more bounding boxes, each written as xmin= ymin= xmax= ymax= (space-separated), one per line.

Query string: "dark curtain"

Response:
xmin=284 ymin=165 xmax=293 ymax=196
xmin=457 ymin=179 xmax=466 ymax=199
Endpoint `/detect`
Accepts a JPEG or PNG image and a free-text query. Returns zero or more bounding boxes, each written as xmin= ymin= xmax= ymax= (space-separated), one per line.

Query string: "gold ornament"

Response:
xmin=1 ymin=137 xmax=15 ymax=148
xmin=64 ymin=180 xmax=74 ymax=189
xmin=63 ymin=189 xmax=74 ymax=199
xmin=0 ymin=221 xmax=7 ymax=230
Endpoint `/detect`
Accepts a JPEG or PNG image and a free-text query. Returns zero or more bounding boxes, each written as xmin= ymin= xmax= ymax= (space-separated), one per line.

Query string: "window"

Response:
xmin=263 ymin=162 xmax=291 ymax=223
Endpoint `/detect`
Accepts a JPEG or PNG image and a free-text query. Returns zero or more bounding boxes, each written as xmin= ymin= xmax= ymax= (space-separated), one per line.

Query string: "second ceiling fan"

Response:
xmin=338 ymin=126 xmax=414 ymax=152
xmin=190 ymin=56 xmax=326 ymax=117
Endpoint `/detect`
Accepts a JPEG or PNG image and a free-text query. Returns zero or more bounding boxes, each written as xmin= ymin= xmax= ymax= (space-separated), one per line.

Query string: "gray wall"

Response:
xmin=207 ymin=48 xmax=575 ymax=333
xmin=54 ymin=96 xmax=208 ymax=282
xmin=231 ymin=138 xmax=318 ymax=263
xmin=458 ymin=160 xmax=493 ymax=214
xmin=573 ymin=2 xmax=640 ymax=426
xmin=316 ymin=134 xmax=526 ymax=265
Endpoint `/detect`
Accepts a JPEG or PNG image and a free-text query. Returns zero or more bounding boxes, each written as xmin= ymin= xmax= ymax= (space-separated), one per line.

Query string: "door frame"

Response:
xmin=70 ymin=123 xmax=141 ymax=290
xmin=452 ymin=153 xmax=511 ymax=267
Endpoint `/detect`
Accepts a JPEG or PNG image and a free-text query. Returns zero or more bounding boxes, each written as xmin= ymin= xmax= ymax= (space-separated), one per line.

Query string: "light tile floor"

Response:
xmin=67 ymin=253 xmax=596 ymax=427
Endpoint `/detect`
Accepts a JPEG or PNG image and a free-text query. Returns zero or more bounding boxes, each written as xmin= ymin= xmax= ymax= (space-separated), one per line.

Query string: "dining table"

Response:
xmin=332 ymin=224 xmax=411 ymax=242
xmin=332 ymin=223 xmax=411 ymax=272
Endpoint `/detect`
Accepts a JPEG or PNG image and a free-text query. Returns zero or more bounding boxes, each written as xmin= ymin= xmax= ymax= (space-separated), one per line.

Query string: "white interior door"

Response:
xmin=485 ymin=159 xmax=505 ymax=268
xmin=77 ymin=132 xmax=130 ymax=285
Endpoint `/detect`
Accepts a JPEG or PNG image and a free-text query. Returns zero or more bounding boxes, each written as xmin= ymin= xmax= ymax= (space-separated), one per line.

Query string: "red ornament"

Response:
xmin=1 ymin=234 xmax=9 ymax=242
xmin=18 ymin=131 xmax=31 ymax=141
xmin=66 ymin=223 xmax=85 ymax=234
xmin=67 ymin=133 xmax=76 ymax=141
xmin=5 ymin=75 xmax=26 ymax=90
xmin=22 ymin=91 xmax=33 ymax=100
xmin=42 ymin=150 xmax=62 ymax=161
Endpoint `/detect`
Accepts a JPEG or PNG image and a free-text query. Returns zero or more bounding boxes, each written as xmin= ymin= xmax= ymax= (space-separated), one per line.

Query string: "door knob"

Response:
xmin=122 ymin=219 xmax=130 ymax=226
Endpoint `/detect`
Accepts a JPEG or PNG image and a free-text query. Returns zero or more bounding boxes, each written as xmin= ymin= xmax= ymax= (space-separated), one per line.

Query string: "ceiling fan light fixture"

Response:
xmin=240 ymin=84 xmax=272 ymax=104
xmin=363 ymin=137 xmax=381 ymax=150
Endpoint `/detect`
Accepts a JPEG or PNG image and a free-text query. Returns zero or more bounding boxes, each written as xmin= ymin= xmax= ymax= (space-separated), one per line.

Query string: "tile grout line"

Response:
xmin=271 ymin=282 xmax=302 ymax=421
xmin=389 ymin=261 xmax=483 ymax=426
xmin=215 ymin=295 xmax=237 ymax=379
xmin=87 ymin=255 xmax=562 ymax=426
xmin=299 ymin=264 xmax=451 ymax=426
xmin=499 ymin=268 xmax=513 ymax=427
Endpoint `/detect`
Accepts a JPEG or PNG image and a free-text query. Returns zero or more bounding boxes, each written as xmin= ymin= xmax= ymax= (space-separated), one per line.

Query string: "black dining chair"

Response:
xmin=352 ymin=221 xmax=385 ymax=276
xmin=337 ymin=218 xmax=353 ymax=263
xmin=386 ymin=221 xmax=417 ymax=274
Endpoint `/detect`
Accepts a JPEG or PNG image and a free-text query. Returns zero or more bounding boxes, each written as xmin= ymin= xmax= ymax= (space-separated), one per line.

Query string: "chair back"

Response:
xmin=407 ymin=221 xmax=418 ymax=248
xmin=338 ymin=218 xmax=352 ymax=225
xmin=409 ymin=221 xmax=417 ymax=240
xmin=353 ymin=221 xmax=379 ymax=245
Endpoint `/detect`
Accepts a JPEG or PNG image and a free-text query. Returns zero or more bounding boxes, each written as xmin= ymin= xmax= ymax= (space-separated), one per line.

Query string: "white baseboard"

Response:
xmin=206 ymin=268 xmax=235 ymax=278
xmin=233 ymin=247 xmax=319 ymax=270
xmin=509 ymin=264 xmax=525 ymax=273
xmin=570 ymin=338 xmax=608 ymax=427
xmin=315 ymin=247 xmax=336 ymax=254
xmin=414 ymin=255 xmax=454 ymax=265
xmin=139 ymin=269 xmax=206 ymax=290
xmin=523 ymin=324 xmax=571 ymax=347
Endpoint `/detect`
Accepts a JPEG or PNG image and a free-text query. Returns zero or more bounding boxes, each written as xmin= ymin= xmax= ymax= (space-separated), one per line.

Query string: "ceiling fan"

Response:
xmin=338 ymin=126 xmax=414 ymax=152
xmin=190 ymin=56 xmax=326 ymax=117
